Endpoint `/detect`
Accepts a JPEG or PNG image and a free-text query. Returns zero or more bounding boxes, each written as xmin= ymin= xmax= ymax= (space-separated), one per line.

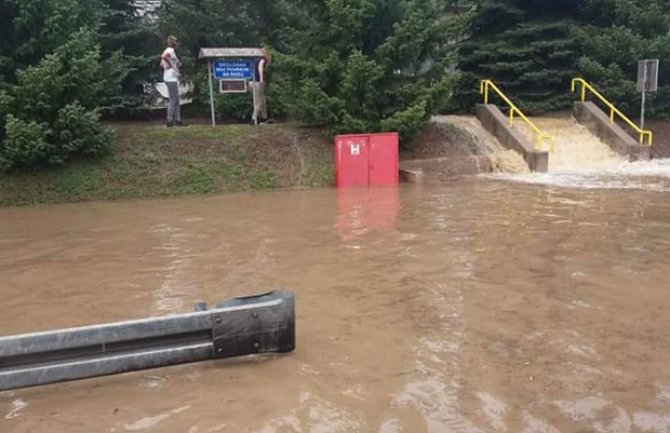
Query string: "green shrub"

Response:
xmin=380 ymin=99 xmax=428 ymax=144
xmin=0 ymin=115 xmax=52 ymax=169
xmin=270 ymin=0 xmax=457 ymax=144
xmin=0 ymin=29 xmax=115 ymax=170
xmin=54 ymin=103 xmax=112 ymax=157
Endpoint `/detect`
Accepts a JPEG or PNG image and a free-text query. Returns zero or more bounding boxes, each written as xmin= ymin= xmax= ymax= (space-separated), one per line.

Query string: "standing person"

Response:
xmin=250 ymin=49 xmax=271 ymax=125
xmin=161 ymin=36 xmax=186 ymax=127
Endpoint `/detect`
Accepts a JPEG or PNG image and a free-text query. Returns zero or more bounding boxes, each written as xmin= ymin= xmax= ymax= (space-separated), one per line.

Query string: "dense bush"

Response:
xmin=0 ymin=0 xmax=157 ymax=170
xmin=454 ymin=0 xmax=583 ymax=114
xmin=0 ymin=30 xmax=118 ymax=169
xmin=454 ymin=0 xmax=670 ymax=116
xmin=269 ymin=0 xmax=458 ymax=143
xmin=99 ymin=0 xmax=162 ymax=114
xmin=576 ymin=0 xmax=670 ymax=117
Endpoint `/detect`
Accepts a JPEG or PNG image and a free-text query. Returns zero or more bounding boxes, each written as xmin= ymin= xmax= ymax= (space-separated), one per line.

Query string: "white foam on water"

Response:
xmin=538 ymin=119 xmax=625 ymax=172
xmin=486 ymin=159 xmax=670 ymax=192
xmin=4 ymin=399 xmax=28 ymax=419
xmin=488 ymin=116 xmax=670 ymax=191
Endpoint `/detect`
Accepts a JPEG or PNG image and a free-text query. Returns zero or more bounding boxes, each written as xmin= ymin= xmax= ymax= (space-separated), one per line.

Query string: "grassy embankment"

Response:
xmin=0 ymin=123 xmax=334 ymax=206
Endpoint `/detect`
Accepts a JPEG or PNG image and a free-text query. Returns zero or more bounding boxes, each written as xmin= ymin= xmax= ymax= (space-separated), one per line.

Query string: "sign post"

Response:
xmin=637 ymin=59 xmax=659 ymax=129
xmin=198 ymin=48 xmax=265 ymax=128
xmin=208 ymin=59 xmax=216 ymax=127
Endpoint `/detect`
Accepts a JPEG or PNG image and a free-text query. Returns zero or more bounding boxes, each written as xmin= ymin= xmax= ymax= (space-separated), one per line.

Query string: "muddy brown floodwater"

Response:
xmin=1 ymin=179 xmax=670 ymax=433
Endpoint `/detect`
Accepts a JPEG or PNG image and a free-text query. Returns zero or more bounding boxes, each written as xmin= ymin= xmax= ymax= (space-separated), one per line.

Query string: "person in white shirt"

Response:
xmin=161 ymin=36 xmax=186 ymax=127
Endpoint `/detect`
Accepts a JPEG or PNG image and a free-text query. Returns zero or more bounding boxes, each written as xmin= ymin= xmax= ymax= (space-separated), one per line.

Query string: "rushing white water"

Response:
xmin=489 ymin=116 xmax=670 ymax=191
xmin=539 ymin=118 xmax=626 ymax=172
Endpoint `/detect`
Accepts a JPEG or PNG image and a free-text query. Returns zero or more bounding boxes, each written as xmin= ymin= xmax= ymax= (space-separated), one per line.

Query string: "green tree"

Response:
xmin=158 ymin=0 xmax=263 ymax=72
xmin=0 ymin=0 xmax=102 ymax=84
xmin=99 ymin=0 xmax=161 ymax=114
xmin=576 ymin=0 xmax=670 ymax=117
xmin=158 ymin=0 xmax=274 ymax=120
xmin=454 ymin=0 xmax=670 ymax=118
xmin=270 ymin=0 xmax=458 ymax=143
xmin=0 ymin=1 xmax=121 ymax=169
xmin=454 ymin=0 xmax=582 ymax=114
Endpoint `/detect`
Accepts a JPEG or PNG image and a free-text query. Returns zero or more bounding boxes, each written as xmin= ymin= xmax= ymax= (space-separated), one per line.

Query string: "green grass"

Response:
xmin=0 ymin=123 xmax=334 ymax=206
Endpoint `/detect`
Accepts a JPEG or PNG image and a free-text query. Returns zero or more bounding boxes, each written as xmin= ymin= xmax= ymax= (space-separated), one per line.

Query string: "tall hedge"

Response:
xmin=268 ymin=0 xmax=459 ymax=142
xmin=454 ymin=0 xmax=670 ymax=117
xmin=0 ymin=0 xmax=128 ymax=169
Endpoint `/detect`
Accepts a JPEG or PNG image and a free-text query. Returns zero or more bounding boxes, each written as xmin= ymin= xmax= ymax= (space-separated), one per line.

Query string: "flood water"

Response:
xmin=1 ymin=175 xmax=670 ymax=433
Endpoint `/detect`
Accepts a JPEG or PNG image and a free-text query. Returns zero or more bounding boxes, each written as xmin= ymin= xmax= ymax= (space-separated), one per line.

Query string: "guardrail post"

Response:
xmin=0 ymin=291 xmax=296 ymax=391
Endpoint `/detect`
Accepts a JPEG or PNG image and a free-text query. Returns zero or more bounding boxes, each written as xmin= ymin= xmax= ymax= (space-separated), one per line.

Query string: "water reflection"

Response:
xmin=335 ymin=187 xmax=399 ymax=240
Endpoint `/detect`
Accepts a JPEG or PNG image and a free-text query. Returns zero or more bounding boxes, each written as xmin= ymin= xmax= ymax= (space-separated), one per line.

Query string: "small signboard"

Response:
xmin=213 ymin=59 xmax=254 ymax=80
xmin=220 ymin=79 xmax=248 ymax=94
xmin=199 ymin=48 xmax=265 ymax=127
xmin=637 ymin=59 xmax=659 ymax=93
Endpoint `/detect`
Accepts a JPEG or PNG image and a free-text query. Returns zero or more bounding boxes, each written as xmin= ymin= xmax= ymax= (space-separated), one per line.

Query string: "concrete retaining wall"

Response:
xmin=400 ymin=156 xmax=495 ymax=183
xmin=573 ymin=102 xmax=650 ymax=162
xmin=475 ymin=104 xmax=549 ymax=172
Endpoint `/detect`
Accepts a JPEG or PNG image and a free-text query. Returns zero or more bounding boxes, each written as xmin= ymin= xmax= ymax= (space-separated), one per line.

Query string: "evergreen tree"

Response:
xmin=454 ymin=0 xmax=582 ymax=114
xmin=158 ymin=0 xmax=262 ymax=69
xmin=0 ymin=0 xmax=123 ymax=169
xmin=157 ymin=0 xmax=272 ymax=120
xmin=99 ymin=0 xmax=161 ymax=114
xmin=576 ymin=0 xmax=670 ymax=117
xmin=454 ymin=0 xmax=670 ymax=117
xmin=271 ymin=0 xmax=459 ymax=142
xmin=0 ymin=0 xmax=102 ymax=84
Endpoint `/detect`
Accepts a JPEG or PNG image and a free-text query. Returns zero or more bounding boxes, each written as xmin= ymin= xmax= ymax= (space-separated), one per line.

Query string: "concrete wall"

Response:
xmin=573 ymin=102 xmax=650 ymax=162
xmin=475 ymin=104 xmax=549 ymax=172
xmin=400 ymin=156 xmax=495 ymax=183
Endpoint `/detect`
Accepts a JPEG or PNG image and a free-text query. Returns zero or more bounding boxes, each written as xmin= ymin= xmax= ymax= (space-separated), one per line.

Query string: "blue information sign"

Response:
xmin=213 ymin=59 xmax=254 ymax=80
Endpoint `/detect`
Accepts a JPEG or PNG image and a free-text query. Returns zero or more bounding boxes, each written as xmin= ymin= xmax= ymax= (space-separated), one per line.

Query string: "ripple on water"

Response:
xmin=123 ymin=405 xmax=191 ymax=431
xmin=555 ymin=397 xmax=633 ymax=433
xmin=4 ymin=398 xmax=28 ymax=419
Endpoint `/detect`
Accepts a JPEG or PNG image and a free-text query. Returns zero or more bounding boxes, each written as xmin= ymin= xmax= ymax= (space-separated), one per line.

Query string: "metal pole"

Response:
xmin=640 ymin=64 xmax=648 ymax=129
xmin=641 ymin=89 xmax=646 ymax=130
xmin=208 ymin=59 xmax=216 ymax=127
xmin=252 ymin=63 xmax=258 ymax=126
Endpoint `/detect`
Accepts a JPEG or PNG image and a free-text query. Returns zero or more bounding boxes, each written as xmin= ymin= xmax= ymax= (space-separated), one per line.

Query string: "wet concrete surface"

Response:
xmin=1 ymin=180 xmax=670 ymax=432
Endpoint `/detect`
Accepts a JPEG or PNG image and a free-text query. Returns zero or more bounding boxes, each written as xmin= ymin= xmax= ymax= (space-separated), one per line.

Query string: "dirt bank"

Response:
xmin=0 ymin=123 xmax=334 ymax=206
xmin=400 ymin=116 xmax=529 ymax=180
xmin=2 ymin=115 xmax=665 ymax=207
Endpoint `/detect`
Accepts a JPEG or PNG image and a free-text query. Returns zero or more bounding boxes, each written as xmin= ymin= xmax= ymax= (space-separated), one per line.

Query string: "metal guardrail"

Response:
xmin=0 ymin=291 xmax=295 ymax=391
xmin=571 ymin=78 xmax=654 ymax=146
xmin=480 ymin=79 xmax=555 ymax=152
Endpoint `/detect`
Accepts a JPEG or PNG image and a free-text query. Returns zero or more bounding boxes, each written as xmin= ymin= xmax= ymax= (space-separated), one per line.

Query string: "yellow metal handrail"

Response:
xmin=571 ymin=78 xmax=653 ymax=146
xmin=480 ymin=80 xmax=555 ymax=152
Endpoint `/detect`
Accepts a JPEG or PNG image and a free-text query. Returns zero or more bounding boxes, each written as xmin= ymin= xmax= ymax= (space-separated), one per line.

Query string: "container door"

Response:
xmin=335 ymin=135 xmax=370 ymax=187
xmin=369 ymin=133 xmax=399 ymax=186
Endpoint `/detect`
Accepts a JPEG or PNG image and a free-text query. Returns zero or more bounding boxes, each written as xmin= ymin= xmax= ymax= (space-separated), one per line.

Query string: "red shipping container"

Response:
xmin=335 ymin=133 xmax=399 ymax=187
